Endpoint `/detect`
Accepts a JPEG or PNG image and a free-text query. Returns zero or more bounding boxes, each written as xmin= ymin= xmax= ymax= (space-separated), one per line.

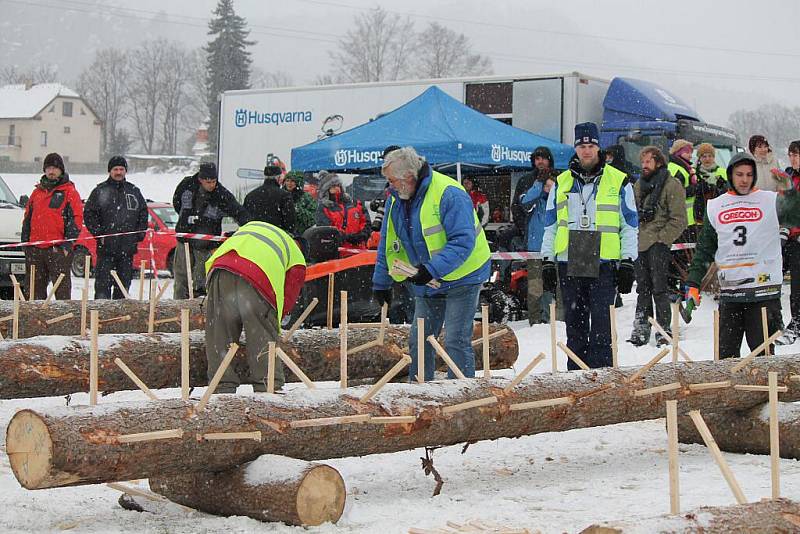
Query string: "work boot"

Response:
xmin=627 ymin=332 xmax=649 ymax=347
xmin=655 ymin=330 xmax=671 ymax=348
xmin=776 ymin=320 xmax=798 ymax=346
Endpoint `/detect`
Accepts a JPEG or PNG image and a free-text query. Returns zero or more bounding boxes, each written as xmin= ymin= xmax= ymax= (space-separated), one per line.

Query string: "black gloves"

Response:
xmin=373 ymin=289 xmax=392 ymax=307
xmin=542 ymin=260 xmax=557 ymax=293
xmin=616 ymin=259 xmax=635 ymax=294
xmin=409 ymin=264 xmax=434 ymax=286
xmin=781 ymin=227 xmax=790 ymax=247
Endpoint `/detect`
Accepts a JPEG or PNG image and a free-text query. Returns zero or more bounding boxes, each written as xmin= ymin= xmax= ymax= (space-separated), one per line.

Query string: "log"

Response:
xmin=0 ymin=324 xmax=518 ymax=399
xmin=9 ymin=354 xmax=800 ymax=490
xmin=678 ymin=401 xmax=800 ymax=459
xmin=149 ymin=455 xmax=345 ymax=526
xmin=580 ymin=497 xmax=800 ymax=533
xmin=0 ymin=298 xmax=205 ymax=338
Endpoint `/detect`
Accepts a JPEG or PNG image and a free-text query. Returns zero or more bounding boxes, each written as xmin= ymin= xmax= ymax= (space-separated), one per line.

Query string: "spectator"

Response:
xmin=749 ymin=135 xmax=788 ymax=192
xmin=668 ymin=139 xmax=698 ymax=234
xmin=243 ymin=154 xmax=295 ymax=232
xmin=521 ymin=171 xmax=556 ymax=324
xmin=508 ymin=147 xmax=555 ymax=248
xmin=173 ymin=162 xmax=249 ymax=299
xmin=462 ymin=177 xmax=489 ymax=228
xmin=283 ymin=171 xmax=316 ymax=235
xmin=315 ymin=171 xmax=371 ymax=248
xmin=21 ymin=152 xmax=83 ymax=300
xmin=605 ymin=144 xmax=635 ymax=180
xmin=693 ymin=143 xmax=728 ymax=224
xmin=777 ymin=140 xmax=800 ymax=345
xmin=83 ymin=156 xmax=148 ymax=299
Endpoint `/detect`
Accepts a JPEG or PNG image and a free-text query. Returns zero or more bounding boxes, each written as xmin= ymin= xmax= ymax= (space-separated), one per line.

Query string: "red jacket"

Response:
xmin=317 ymin=195 xmax=369 ymax=248
xmin=21 ymin=175 xmax=83 ymax=248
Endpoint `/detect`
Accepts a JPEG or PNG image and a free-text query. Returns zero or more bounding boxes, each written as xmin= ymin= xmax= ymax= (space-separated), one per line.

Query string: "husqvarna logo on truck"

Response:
xmin=718 ymin=207 xmax=763 ymax=224
xmin=234 ymin=108 xmax=312 ymax=128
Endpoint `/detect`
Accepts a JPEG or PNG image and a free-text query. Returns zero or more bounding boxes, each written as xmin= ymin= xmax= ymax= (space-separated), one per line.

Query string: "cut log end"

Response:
xmin=295 ymin=465 xmax=346 ymax=526
xmin=6 ymin=410 xmax=56 ymax=489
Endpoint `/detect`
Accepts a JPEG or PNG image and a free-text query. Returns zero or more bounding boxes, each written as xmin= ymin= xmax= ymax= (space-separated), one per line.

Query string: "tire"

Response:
xmin=71 ymin=247 xmax=91 ymax=278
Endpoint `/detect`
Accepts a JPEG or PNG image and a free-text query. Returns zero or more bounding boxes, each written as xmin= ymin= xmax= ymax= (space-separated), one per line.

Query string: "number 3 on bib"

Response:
xmin=732 ymin=225 xmax=747 ymax=246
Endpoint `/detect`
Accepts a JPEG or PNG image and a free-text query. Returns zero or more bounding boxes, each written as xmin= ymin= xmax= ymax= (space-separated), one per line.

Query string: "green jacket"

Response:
xmin=686 ymin=210 xmax=717 ymax=289
xmin=633 ymin=167 xmax=687 ymax=252
xmin=283 ymin=172 xmax=317 ymax=235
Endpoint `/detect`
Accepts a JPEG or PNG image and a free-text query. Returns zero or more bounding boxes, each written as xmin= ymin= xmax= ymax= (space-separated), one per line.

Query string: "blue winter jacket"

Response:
xmin=372 ymin=167 xmax=490 ymax=297
xmin=521 ymin=180 xmax=548 ymax=252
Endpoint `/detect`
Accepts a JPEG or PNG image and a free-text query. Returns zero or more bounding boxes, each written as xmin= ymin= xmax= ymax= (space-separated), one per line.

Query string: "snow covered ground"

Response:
xmin=1 ymin=172 xmax=799 ymax=532
xmin=0 ymin=289 xmax=798 ymax=533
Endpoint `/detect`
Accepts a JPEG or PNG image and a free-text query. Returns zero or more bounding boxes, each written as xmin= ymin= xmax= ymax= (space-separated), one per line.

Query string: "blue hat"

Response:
xmin=574 ymin=122 xmax=600 ymax=147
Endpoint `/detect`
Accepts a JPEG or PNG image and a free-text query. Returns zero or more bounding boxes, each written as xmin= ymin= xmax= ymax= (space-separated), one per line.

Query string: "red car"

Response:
xmin=72 ymin=202 xmax=178 ymax=277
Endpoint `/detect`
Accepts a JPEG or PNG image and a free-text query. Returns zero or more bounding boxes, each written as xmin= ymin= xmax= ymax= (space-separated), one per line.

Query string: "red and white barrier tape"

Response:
xmin=0 ymin=229 xmax=230 ymax=250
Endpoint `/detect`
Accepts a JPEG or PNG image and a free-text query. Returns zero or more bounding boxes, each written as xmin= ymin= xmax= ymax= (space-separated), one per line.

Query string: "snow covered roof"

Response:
xmin=0 ymin=83 xmax=81 ymax=119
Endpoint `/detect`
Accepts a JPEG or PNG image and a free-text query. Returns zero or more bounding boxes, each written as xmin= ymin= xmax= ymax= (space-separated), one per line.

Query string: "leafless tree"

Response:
xmin=251 ymin=67 xmax=294 ymax=89
xmin=159 ymin=43 xmax=194 ymax=154
xmin=127 ymin=40 xmax=167 ymax=154
xmin=415 ymin=22 xmax=493 ymax=78
xmin=77 ymin=48 xmax=130 ymax=157
xmin=184 ymin=48 xmax=209 ymax=123
xmin=729 ymin=103 xmax=800 ymax=160
xmin=0 ymin=64 xmax=59 ymax=85
xmin=329 ymin=6 xmax=415 ymax=82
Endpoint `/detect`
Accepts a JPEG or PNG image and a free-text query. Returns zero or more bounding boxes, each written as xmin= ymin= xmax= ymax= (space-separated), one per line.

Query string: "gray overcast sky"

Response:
xmin=2 ymin=0 xmax=799 ymax=125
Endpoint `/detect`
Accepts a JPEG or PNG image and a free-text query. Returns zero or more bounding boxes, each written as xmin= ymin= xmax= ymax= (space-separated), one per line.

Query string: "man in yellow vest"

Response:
xmin=541 ymin=122 xmax=639 ymax=369
xmin=372 ymin=146 xmax=491 ymax=381
xmin=668 ymin=139 xmax=698 ymax=240
xmin=204 ymin=221 xmax=306 ymax=393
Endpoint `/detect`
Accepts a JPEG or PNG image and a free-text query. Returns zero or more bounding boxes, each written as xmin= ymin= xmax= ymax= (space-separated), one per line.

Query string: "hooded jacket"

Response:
xmin=315 ymin=173 xmax=370 ymax=246
xmin=173 ymin=173 xmax=250 ymax=249
xmin=21 ymin=173 xmax=83 ymax=248
xmin=283 ymin=172 xmax=317 ymax=235
xmin=243 ymin=178 xmax=295 ymax=233
xmin=83 ymin=177 xmax=148 ymax=253
xmin=512 ymin=146 xmax=555 ymax=237
xmin=778 ymin=166 xmax=800 ymax=235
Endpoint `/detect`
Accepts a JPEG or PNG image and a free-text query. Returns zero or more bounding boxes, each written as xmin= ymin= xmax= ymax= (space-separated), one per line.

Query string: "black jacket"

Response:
xmin=243 ymin=179 xmax=295 ymax=233
xmin=83 ymin=177 xmax=148 ymax=254
xmin=173 ymin=174 xmax=250 ymax=250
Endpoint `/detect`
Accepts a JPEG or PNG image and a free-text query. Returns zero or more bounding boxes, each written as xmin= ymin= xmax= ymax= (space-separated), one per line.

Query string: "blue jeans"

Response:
xmin=408 ymin=283 xmax=482 ymax=381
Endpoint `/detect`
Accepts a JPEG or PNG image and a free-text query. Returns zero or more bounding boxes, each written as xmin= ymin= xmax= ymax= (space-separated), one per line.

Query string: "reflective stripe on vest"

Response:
xmin=669 ymin=161 xmax=696 ymax=225
xmin=553 ymin=165 xmax=626 ymax=260
xmin=384 ymin=171 xmax=490 ymax=282
xmin=205 ymin=221 xmax=306 ymax=323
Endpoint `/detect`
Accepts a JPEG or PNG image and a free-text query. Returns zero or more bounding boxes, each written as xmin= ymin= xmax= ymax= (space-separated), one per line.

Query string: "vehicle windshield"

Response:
xmin=617 ymin=134 xmax=670 ymax=177
xmin=151 ymin=206 xmax=178 ymax=228
xmin=0 ymin=176 xmax=21 ymax=206
xmin=350 ymin=175 xmax=386 ymax=204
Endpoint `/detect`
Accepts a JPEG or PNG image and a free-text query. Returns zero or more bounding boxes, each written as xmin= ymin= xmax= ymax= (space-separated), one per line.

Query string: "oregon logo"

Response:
xmin=718 ymin=207 xmax=762 ymax=224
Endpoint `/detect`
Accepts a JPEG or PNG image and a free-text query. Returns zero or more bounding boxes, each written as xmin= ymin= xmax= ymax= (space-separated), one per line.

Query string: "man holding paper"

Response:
xmin=372 ymin=147 xmax=491 ymax=381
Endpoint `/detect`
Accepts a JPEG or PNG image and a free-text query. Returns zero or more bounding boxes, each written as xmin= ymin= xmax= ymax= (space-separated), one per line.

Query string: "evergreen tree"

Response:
xmin=205 ymin=0 xmax=254 ymax=157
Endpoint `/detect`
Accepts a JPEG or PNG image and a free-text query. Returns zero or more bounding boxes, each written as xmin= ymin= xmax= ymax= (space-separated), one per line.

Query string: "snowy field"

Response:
xmin=0 ymin=288 xmax=798 ymax=533
xmin=1 ymin=173 xmax=799 ymax=532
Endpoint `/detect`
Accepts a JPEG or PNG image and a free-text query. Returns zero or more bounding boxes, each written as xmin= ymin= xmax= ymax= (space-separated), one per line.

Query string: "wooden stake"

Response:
xmin=195 ymin=342 xmax=239 ymax=412
xmin=769 ymin=371 xmax=780 ymax=499
xmin=10 ymin=274 xmax=24 ymax=301
xmin=359 ymin=355 xmax=412 ymax=403
xmin=441 ymin=396 xmax=498 ymax=414
xmin=671 ymin=302 xmax=680 ymax=364
xmin=109 ymin=270 xmax=131 ymax=299
xmin=509 ymin=396 xmax=574 ymax=411
xmin=106 ymin=482 xmax=195 ymax=513
xmin=648 ymin=317 xmax=694 ymax=363
xmin=626 ymin=347 xmax=671 ymax=383
xmin=340 ymin=290 xmax=348 ymax=389
xmin=153 ymin=316 xmax=180 ymax=326
xmin=147 ymin=279 xmax=156 ymax=334
xmin=550 ymin=301 xmax=557 ymax=373
xmin=326 ymin=273 xmax=334 ymax=330
xmin=713 ymin=309 xmax=720 ymax=361
xmin=84 ymin=252 xmax=90 ymax=291
xmin=666 ymin=400 xmax=679 ymax=514
xmin=481 ymin=304 xmax=490 ymax=378
xmin=42 ymin=273 xmax=65 ymax=306
xmin=730 ymin=330 xmax=783 ymax=373
xmin=118 ymin=428 xmax=183 ymax=444
xmin=281 ymin=297 xmax=318 ymax=342
xmin=633 ymin=382 xmax=681 ymax=397
xmin=0 ymin=314 xmax=11 ymax=323
xmin=276 ymin=347 xmax=316 ymax=389
xmin=504 ymin=353 xmax=546 ymax=393
xmin=289 ymin=414 xmax=370 ymax=429
xmin=138 ymin=260 xmax=146 ymax=301
xmin=180 ymin=308 xmax=190 ymax=401
xmin=469 ymin=328 xmax=509 ymax=347
xmin=416 ymin=317 xmax=425 ymax=383
xmin=155 ymin=280 xmax=171 ymax=302
xmin=688 ymin=381 xmax=731 ymax=392
xmin=11 ymin=280 xmax=19 ymax=339
xmin=687 ymin=410 xmax=747 ymax=504
xmin=732 ymin=384 xmax=787 ymax=393
xmin=28 ymin=264 xmax=34 ymax=301
xmin=200 ymin=431 xmax=262 ymax=442
xmin=556 ymin=341 xmax=591 ymax=371
xmin=610 ymin=304 xmax=618 ymax=368
xmin=89 ymin=310 xmax=99 ymax=405
xmin=762 ymin=306 xmax=771 ymax=357
xmin=45 ymin=312 xmax=74 ymax=325
xmin=378 ymin=303 xmax=388 ymax=345
xmin=80 ymin=287 xmax=88 ymax=338
xmin=267 ymin=341 xmax=276 ymax=394
xmin=98 ymin=314 xmax=132 ymax=325
xmin=368 ymin=416 xmax=418 ymax=424
xmin=426 ymin=335 xmax=467 ymax=379
xmin=114 ymin=358 xmax=159 ymax=401
xmin=347 ymin=339 xmax=382 ymax=356
xmin=183 ymin=242 xmax=193 ymax=300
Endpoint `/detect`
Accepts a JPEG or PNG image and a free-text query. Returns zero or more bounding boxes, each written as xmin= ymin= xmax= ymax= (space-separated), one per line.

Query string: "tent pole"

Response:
xmin=456 ymin=162 xmax=462 ymax=183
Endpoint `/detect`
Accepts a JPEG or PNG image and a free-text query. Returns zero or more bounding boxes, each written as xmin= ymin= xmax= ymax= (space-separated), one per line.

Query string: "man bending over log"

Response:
xmin=204 ymin=221 xmax=306 ymax=392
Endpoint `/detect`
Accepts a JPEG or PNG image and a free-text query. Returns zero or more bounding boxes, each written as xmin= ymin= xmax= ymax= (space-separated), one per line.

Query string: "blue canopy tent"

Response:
xmin=291 ymin=86 xmax=573 ymax=176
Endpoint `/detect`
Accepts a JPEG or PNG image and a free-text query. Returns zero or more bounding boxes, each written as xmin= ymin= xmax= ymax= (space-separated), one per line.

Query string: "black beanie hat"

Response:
xmin=107 ymin=155 xmax=128 ymax=172
xmin=198 ymin=162 xmax=218 ymax=180
xmin=42 ymin=152 xmax=65 ymax=173
xmin=574 ymin=122 xmax=600 ymax=147
xmin=530 ymin=146 xmax=554 ymax=168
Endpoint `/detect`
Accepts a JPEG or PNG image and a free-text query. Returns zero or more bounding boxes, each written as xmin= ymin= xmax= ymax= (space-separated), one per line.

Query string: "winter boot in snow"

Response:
xmin=655 ymin=330 xmax=672 ymax=348
xmin=777 ymin=319 xmax=799 ymax=346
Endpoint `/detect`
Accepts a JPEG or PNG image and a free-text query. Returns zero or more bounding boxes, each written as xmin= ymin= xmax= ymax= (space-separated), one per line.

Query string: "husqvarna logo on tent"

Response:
xmin=334 ymin=149 xmax=383 ymax=167
xmin=491 ymin=144 xmax=532 ymax=164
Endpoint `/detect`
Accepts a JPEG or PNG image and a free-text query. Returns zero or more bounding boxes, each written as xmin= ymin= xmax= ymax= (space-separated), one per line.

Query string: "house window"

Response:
xmin=62 ymin=102 xmax=73 ymax=117
xmin=40 ymin=131 xmax=47 ymax=147
xmin=64 ymin=126 xmax=71 ymax=134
